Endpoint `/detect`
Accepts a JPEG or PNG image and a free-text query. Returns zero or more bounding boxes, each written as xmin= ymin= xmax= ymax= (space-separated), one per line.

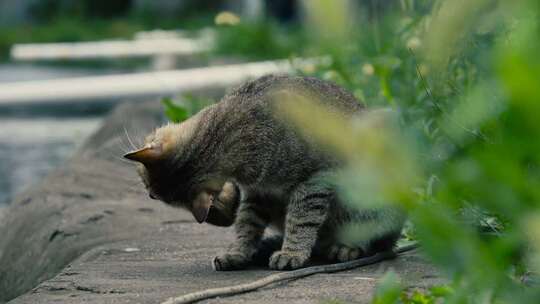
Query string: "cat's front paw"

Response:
xmin=212 ymin=253 xmax=250 ymax=271
xmin=269 ymin=250 xmax=309 ymax=270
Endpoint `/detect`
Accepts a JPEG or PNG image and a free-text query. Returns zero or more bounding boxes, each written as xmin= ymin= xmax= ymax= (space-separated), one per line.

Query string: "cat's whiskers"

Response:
xmin=127 ymin=125 xmax=146 ymax=147
xmin=118 ymin=134 xmax=135 ymax=154
xmin=123 ymin=125 xmax=138 ymax=151
xmin=89 ymin=141 xmax=133 ymax=167
xmin=90 ymin=136 xmax=127 ymax=156
xmin=97 ymin=143 xmax=134 ymax=165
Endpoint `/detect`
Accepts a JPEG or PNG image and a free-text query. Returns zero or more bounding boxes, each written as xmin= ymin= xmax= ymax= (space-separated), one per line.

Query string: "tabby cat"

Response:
xmin=124 ymin=75 xmax=405 ymax=270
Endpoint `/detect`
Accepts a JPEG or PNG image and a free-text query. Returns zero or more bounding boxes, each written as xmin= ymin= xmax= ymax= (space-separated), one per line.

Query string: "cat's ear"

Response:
xmin=123 ymin=145 xmax=163 ymax=164
xmin=191 ymin=192 xmax=213 ymax=223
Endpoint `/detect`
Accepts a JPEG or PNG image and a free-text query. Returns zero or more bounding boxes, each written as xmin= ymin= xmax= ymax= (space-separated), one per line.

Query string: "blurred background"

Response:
xmin=0 ymin=0 xmax=399 ymax=205
xmin=1 ymin=0 xmax=540 ymax=303
xmin=0 ymin=0 xmax=303 ymax=204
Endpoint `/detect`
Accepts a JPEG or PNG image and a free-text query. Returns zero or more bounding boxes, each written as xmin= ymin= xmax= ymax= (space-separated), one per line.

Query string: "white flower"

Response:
xmin=215 ymin=11 xmax=240 ymax=26
xmin=362 ymin=63 xmax=375 ymax=76
xmin=406 ymin=37 xmax=422 ymax=50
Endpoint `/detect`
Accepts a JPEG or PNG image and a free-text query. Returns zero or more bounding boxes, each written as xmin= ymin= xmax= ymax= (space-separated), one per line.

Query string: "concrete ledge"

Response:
xmin=0 ymin=100 xmax=177 ymax=302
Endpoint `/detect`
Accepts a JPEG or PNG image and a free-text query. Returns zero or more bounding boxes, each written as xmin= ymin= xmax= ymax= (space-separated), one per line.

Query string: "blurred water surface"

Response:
xmin=0 ymin=64 xmax=110 ymax=205
xmin=0 ymin=118 xmax=101 ymax=204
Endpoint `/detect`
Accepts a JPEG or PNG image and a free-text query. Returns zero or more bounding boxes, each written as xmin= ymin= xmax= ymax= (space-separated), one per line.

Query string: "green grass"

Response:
xmin=212 ymin=20 xmax=305 ymax=60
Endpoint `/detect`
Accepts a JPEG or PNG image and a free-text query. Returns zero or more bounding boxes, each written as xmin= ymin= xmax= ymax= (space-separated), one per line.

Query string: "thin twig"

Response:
xmin=408 ymin=48 xmax=488 ymax=142
xmin=161 ymin=243 xmax=419 ymax=304
xmin=408 ymin=48 xmax=440 ymax=112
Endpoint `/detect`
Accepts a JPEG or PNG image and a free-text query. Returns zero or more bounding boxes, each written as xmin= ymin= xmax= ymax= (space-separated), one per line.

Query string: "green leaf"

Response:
xmin=373 ymin=272 xmax=402 ymax=304
xmin=162 ymin=97 xmax=190 ymax=123
xmin=429 ymin=285 xmax=454 ymax=298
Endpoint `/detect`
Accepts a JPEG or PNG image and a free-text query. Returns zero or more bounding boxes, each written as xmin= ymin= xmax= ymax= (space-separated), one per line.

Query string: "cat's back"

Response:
xmin=219 ymin=75 xmax=365 ymax=115
xmin=192 ymin=75 xmax=365 ymax=183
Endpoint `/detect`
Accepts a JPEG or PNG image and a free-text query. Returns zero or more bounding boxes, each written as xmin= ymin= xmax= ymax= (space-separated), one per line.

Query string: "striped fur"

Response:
xmin=129 ymin=75 xmax=406 ymax=270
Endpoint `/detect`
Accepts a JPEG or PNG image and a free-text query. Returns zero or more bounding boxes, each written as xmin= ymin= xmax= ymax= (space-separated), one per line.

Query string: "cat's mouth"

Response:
xmin=205 ymin=205 xmax=235 ymax=227
xmin=204 ymin=188 xmax=240 ymax=227
xmin=161 ymin=182 xmax=240 ymax=227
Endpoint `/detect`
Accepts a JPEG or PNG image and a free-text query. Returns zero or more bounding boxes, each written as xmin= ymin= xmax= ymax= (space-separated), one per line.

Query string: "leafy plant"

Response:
xmin=162 ymin=94 xmax=214 ymax=123
xmin=164 ymin=2 xmax=540 ymax=303
xmin=272 ymin=0 xmax=540 ymax=303
xmin=374 ymin=272 xmax=453 ymax=304
xmin=212 ymin=19 xmax=305 ymax=60
xmin=162 ymin=97 xmax=190 ymax=123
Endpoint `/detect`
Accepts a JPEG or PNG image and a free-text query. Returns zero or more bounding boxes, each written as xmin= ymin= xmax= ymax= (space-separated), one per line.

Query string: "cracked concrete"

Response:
xmin=10 ymin=223 xmax=442 ymax=304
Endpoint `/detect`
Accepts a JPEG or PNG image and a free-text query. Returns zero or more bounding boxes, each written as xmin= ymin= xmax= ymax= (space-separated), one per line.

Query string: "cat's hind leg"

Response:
xmin=322 ymin=205 xmax=405 ymax=262
xmin=323 ymin=208 xmax=405 ymax=262
xmin=324 ymin=231 xmax=401 ymax=262
xmin=269 ymin=173 xmax=333 ymax=270
xmin=326 ymin=244 xmax=364 ymax=262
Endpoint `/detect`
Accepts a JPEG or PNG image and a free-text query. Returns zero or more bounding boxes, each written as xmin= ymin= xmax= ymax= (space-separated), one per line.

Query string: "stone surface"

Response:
xmin=0 ymin=100 xmax=168 ymax=302
xmin=9 ymin=227 xmax=441 ymax=304
xmin=0 ymin=99 xmax=443 ymax=304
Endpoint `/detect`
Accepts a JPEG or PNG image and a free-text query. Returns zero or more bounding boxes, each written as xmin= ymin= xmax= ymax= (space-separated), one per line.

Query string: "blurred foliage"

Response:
xmin=29 ymin=0 xmax=132 ymax=20
xmin=25 ymin=0 xmax=219 ymax=25
xmin=373 ymin=271 xmax=454 ymax=304
xmin=384 ymin=280 xmax=454 ymax=304
xmin=212 ymin=19 xmax=305 ymax=60
xmin=162 ymin=97 xmax=190 ymax=123
xmin=278 ymin=0 xmax=540 ymax=303
xmin=162 ymin=94 xmax=214 ymax=123
xmin=167 ymin=0 xmax=540 ymax=303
